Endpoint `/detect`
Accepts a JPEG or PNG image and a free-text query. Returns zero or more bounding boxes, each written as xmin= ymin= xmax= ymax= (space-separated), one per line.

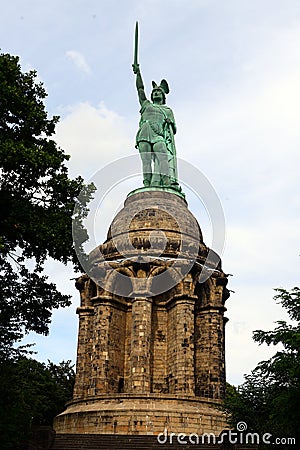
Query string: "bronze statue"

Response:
xmin=132 ymin=22 xmax=180 ymax=191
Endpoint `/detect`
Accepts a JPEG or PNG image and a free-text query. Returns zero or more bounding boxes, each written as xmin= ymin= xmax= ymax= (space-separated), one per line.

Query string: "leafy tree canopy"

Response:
xmin=0 ymin=52 xmax=94 ymax=359
xmin=0 ymin=357 xmax=75 ymax=448
xmin=223 ymin=287 xmax=300 ymax=448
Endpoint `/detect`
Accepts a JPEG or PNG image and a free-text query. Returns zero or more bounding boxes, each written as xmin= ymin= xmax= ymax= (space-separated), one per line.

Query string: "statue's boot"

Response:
xmin=150 ymin=171 xmax=160 ymax=186
xmin=143 ymin=175 xmax=151 ymax=187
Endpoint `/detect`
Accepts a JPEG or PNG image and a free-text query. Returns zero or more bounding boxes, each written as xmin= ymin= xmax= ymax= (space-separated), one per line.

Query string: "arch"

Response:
xmin=149 ymin=266 xmax=182 ymax=296
xmin=105 ymin=267 xmax=134 ymax=298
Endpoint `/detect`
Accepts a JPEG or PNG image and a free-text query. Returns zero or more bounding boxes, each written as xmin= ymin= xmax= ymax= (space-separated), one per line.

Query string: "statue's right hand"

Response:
xmin=132 ymin=63 xmax=140 ymax=74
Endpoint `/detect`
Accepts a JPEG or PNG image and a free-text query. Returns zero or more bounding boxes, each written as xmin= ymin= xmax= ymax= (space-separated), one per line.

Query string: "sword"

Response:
xmin=133 ymin=21 xmax=139 ymax=70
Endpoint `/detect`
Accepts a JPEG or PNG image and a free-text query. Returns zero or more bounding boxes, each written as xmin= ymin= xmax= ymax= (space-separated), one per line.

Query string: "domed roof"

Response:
xmin=89 ymin=190 xmax=208 ymax=265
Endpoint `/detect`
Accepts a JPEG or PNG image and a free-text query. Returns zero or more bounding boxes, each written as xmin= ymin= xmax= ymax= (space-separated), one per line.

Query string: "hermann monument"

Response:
xmin=54 ymin=23 xmax=230 ymax=443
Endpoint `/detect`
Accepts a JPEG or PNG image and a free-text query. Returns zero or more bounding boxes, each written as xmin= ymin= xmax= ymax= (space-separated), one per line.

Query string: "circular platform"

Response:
xmin=54 ymin=394 xmax=227 ymax=436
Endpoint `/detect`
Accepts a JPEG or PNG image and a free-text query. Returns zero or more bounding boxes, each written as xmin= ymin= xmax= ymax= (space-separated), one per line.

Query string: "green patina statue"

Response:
xmin=132 ymin=22 xmax=181 ymax=192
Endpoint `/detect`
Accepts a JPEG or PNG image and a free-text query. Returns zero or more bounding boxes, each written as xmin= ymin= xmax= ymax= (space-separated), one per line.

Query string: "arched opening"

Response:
xmin=150 ymin=270 xmax=175 ymax=296
xmin=110 ymin=272 xmax=133 ymax=298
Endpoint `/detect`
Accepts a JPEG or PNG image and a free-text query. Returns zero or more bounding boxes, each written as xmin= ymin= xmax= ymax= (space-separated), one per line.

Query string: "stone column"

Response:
xmin=89 ymin=299 xmax=112 ymax=395
xmin=129 ymin=297 xmax=153 ymax=392
xmin=175 ymin=298 xmax=195 ymax=394
xmin=194 ymin=305 xmax=226 ymax=399
xmin=73 ymin=306 xmax=94 ymax=400
xmin=167 ymin=297 xmax=195 ymax=394
xmin=151 ymin=306 xmax=168 ymax=393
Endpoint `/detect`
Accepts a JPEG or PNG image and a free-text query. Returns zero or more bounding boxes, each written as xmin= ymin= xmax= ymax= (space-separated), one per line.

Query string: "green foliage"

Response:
xmin=0 ymin=52 xmax=95 ymax=358
xmin=223 ymin=287 xmax=300 ymax=448
xmin=253 ymin=287 xmax=300 ymax=353
xmin=0 ymin=357 xmax=75 ymax=448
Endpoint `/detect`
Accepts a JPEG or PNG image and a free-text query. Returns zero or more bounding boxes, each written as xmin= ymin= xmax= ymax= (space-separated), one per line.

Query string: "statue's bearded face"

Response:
xmin=151 ymin=88 xmax=164 ymax=104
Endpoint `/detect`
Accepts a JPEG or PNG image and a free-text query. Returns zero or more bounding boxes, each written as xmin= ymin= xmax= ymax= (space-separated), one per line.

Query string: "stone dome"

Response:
xmin=89 ymin=190 xmax=209 ymax=265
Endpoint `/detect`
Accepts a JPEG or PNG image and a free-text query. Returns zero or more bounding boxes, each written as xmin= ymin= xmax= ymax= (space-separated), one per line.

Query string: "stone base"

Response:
xmin=53 ymin=394 xmax=228 ymax=436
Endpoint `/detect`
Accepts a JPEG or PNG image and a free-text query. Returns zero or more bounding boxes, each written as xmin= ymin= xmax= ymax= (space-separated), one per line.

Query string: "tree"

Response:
xmin=0 ymin=52 xmax=94 ymax=359
xmin=0 ymin=357 xmax=75 ymax=449
xmin=223 ymin=287 xmax=300 ymax=448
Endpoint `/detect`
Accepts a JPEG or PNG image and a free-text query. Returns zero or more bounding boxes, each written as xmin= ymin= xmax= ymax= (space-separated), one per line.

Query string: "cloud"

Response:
xmin=55 ymin=101 xmax=135 ymax=179
xmin=55 ymin=101 xmax=139 ymax=247
xmin=66 ymin=50 xmax=92 ymax=74
xmin=176 ymin=23 xmax=300 ymax=173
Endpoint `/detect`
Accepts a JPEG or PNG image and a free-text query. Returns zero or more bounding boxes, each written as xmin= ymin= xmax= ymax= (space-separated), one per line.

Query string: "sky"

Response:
xmin=1 ymin=0 xmax=300 ymax=386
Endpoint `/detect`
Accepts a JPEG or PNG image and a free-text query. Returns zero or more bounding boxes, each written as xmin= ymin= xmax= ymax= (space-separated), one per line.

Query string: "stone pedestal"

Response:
xmin=54 ymin=190 xmax=230 ymax=436
xmin=54 ymin=395 xmax=226 ymax=435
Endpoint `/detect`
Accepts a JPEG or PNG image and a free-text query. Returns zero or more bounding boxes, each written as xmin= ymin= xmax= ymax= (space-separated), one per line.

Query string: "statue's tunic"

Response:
xmin=136 ymin=100 xmax=175 ymax=146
